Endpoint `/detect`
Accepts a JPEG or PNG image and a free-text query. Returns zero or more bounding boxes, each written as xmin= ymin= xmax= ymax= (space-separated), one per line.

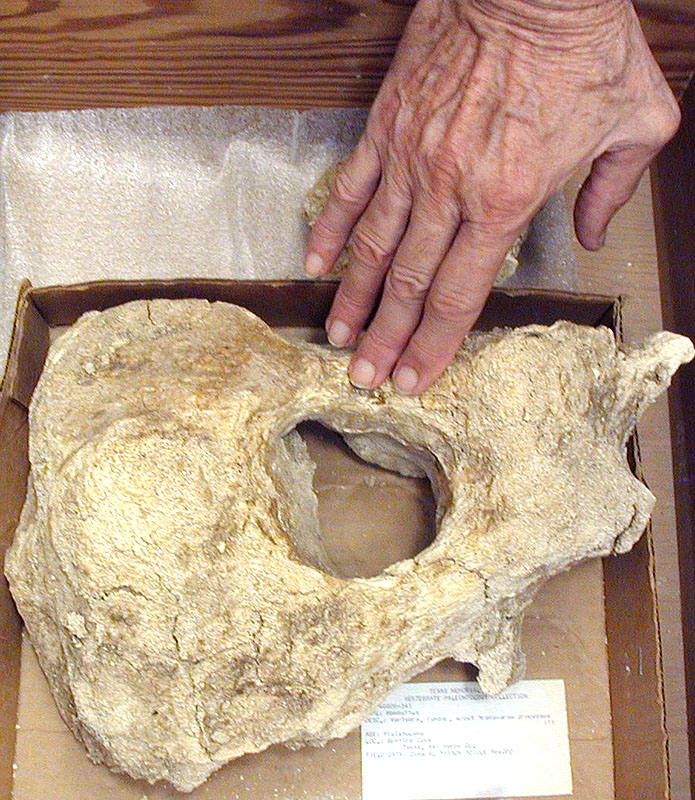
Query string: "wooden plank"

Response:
xmin=651 ymin=77 xmax=695 ymax=800
xmin=636 ymin=0 xmax=695 ymax=95
xmin=0 ymin=0 xmax=691 ymax=113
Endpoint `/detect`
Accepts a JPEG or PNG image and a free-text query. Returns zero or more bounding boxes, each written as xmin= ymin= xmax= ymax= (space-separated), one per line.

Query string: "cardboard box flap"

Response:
xmin=26 ymin=279 xmax=617 ymax=331
xmin=1 ymin=283 xmax=50 ymax=411
xmin=4 ymin=279 xmax=676 ymax=800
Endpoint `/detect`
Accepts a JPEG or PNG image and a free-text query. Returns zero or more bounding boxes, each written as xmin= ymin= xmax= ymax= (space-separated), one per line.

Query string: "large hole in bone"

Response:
xmin=293 ymin=421 xmax=438 ymax=579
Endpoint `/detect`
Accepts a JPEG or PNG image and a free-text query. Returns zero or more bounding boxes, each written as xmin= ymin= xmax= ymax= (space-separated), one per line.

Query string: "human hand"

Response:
xmin=304 ymin=0 xmax=680 ymax=393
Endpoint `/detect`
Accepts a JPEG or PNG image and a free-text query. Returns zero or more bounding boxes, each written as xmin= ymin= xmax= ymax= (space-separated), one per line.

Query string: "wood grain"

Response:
xmin=651 ymin=77 xmax=695 ymax=800
xmin=0 ymin=0 xmax=691 ymax=113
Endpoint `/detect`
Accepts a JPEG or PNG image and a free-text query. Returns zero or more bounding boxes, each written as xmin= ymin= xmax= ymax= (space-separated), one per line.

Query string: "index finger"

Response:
xmin=304 ymin=136 xmax=382 ymax=277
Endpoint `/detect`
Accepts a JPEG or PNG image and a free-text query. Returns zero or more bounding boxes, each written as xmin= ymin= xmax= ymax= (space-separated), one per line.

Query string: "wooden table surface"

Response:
xmin=0 ymin=0 xmax=692 ymax=112
xmin=0 ymin=1 xmax=692 ymax=797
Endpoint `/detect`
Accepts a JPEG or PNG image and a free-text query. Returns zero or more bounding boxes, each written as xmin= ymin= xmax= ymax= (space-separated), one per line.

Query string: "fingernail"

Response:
xmin=349 ymin=358 xmax=376 ymax=389
xmin=598 ymin=230 xmax=606 ymax=248
xmin=327 ymin=319 xmax=351 ymax=347
xmin=393 ymin=365 xmax=419 ymax=394
xmin=305 ymin=253 xmax=324 ymax=277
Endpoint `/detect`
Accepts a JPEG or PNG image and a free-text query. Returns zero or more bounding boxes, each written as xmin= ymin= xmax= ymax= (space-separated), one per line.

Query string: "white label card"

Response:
xmin=360 ymin=679 xmax=572 ymax=800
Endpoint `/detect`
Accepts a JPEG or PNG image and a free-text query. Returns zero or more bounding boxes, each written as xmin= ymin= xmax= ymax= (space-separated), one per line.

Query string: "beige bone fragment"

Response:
xmin=5 ymin=299 xmax=692 ymax=791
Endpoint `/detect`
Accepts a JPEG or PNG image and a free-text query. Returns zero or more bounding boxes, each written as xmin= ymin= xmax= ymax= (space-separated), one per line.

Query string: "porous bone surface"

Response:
xmin=6 ymin=299 xmax=693 ymax=790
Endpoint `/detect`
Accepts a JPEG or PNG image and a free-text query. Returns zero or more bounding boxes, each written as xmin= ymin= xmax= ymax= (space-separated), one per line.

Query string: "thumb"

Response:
xmin=573 ymin=146 xmax=654 ymax=251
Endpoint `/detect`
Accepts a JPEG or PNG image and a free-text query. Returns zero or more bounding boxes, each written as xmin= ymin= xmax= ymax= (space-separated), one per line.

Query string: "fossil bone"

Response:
xmin=5 ymin=299 xmax=692 ymax=791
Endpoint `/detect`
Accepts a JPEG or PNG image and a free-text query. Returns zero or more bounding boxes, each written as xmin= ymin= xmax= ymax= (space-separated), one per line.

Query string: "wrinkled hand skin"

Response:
xmin=304 ymin=0 xmax=680 ymax=394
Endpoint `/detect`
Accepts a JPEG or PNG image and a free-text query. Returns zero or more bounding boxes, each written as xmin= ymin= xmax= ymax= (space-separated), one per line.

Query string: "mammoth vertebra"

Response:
xmin=5 ymin=299 xmax=692 ymax=791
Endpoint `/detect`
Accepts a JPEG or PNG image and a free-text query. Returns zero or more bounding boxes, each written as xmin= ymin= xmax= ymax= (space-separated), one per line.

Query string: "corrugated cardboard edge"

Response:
xmin=603 ymin=296 xmax=670 ymax=799
xmin=648 ymin=492 xmax=673 ymax=800
xmin=629 ymin=363 xmax=673 ymax=798
xmin=0 ymin=280 xmax=43 ymax=800
xmin=0 ymin=281 xmax=50 ymax=410
xmin=1 ymin=280 xmax=32 ymax=402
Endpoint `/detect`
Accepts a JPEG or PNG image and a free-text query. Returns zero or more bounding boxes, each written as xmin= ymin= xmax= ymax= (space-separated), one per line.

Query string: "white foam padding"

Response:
xmin=0 ymin=105 xmax=576 ymax=372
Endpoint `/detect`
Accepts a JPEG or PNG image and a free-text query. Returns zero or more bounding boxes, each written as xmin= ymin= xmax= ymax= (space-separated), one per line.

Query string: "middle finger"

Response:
xmin=347 ymin=200 xmax=461 ymax=389
xmin=326 ymin=176 xmax=412 ymax=348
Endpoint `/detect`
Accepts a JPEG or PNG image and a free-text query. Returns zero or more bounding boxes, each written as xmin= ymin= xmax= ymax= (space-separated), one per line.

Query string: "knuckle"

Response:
xmin=349 ymin=226 xmax=393 ymax=272
xmin=476 ymin=158 xmax=544 ymax=222
xmin=406 ymin=334 xmax=455 ymax=372
xmin=311 ymin=214 xmax=344 ymax=244
xmin=638 ymin=97 xmax=682 ymax=149
xmin=363 ymin=321 xmax=403 ymax=354
xmin=480 ymin=181 xmax=536 ymax=220
xmin=612 ymin=180 xmax=637 ymax=208
xmin=586 ymin=174 xmax=627 ymax=209
xmin=656 ymin=99 xmax=681 ymax=142
xmin=426 ymin=285 xmax=482 ymax=325
xmin=383 ymin=263 xmax=432 ymax=306
xmin=332 ymin=168 xmax=365 ymax=207
xmin=423 ymin=145 xmax=461 ymax=194
xmin=335 ymin=280 xmax=371 ymax=316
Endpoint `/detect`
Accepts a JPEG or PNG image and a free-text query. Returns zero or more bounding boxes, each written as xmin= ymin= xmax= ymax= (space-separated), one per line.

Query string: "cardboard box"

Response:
xmin=0 ymin=279 xmax=682 ymax=799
